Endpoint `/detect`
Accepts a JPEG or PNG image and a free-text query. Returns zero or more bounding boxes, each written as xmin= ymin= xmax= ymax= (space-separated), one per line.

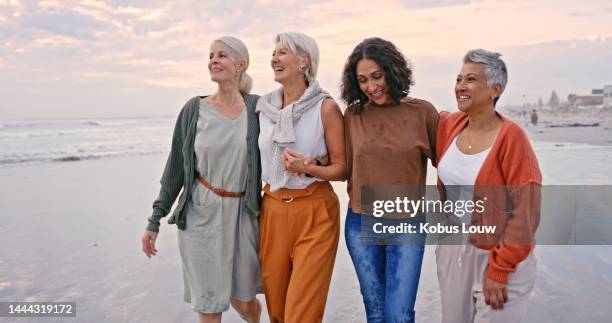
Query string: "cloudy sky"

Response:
xmin=1 ymin=0 xmax=611 ymax=119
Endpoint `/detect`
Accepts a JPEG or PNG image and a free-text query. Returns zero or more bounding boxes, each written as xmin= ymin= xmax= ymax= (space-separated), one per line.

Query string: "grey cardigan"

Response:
xmin=147 ymin=95 xmax=262 ymax=232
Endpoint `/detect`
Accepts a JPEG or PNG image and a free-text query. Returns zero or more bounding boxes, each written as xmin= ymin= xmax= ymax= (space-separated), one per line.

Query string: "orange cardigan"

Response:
xmin=436 ymin=111 xmax=542 ymax=284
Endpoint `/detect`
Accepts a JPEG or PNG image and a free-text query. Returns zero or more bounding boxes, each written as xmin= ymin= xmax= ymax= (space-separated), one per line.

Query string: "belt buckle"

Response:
xmin=281 ymin=196 xmax=294 ymax=203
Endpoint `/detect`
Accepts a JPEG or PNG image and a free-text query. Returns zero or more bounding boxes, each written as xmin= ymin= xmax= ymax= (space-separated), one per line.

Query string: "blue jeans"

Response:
xmin=345 ymin=208 xmax=425 ymax=323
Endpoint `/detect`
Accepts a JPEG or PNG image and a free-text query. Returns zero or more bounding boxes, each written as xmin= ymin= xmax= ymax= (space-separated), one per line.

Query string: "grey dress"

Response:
xmin=178 ymin=98 xmax=262 ymax=313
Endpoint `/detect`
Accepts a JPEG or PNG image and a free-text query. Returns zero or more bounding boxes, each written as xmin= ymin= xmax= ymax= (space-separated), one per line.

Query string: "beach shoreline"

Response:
xmin=515 ymin=112 xmax=612 ymax=147
xmin=1 ymin=131 xmax=612 ymax=322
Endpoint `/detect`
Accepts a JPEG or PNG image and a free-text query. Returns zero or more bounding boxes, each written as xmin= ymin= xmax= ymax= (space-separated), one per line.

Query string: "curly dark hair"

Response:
xmin=341 ymin=37 xmax=414 ymax=113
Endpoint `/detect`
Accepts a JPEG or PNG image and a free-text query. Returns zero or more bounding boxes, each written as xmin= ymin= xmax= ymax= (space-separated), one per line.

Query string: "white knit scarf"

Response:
xmin=256 ymin=81 xmax=331 ymax=191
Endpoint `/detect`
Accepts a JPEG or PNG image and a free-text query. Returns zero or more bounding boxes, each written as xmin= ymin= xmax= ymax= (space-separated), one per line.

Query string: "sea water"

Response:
xmin=0 ymin=116 xmax=175 ymax=167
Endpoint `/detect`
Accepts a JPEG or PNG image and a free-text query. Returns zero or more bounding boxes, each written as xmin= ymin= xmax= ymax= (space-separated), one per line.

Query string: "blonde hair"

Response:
xmin=275 ymin=32 xmax=319 ymax=83
xmin=214 ymin=36 xmax=253 ymax=94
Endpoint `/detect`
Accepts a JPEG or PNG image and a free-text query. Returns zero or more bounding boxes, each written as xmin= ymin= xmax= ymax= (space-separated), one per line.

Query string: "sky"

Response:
xmin=1 ymin=0 xmax=611 ymax=119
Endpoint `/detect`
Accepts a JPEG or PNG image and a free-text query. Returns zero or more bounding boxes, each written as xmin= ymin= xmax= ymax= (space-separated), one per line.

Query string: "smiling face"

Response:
xmin=356 ymin=58 xmax=391 ymax=105
xmin=270 ymin=42 xmax=307 ymax=85
xmin=455 ymin=62 xmax=500 ymax=112
xmin=208 ymin=41 xmax=242 ymax=84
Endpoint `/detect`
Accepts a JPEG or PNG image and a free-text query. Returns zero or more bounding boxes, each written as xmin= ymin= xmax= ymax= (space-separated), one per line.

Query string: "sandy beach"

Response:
xmin=3 ymin=0 xmax=612 ymax=321
xmin=1 ymin=118 xmax=612 ymax=323
xmin=516 ymin=111 xmax=612 ymax=147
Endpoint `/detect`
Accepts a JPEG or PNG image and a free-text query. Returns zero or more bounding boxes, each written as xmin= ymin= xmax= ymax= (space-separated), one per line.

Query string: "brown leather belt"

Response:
xmin=196 ymin=175 xmax=245 ymax=198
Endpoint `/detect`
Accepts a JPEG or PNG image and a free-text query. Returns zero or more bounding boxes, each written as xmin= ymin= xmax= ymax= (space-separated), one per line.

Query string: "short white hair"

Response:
xmin=463 ymin=48 xmax=507 ymax=106
xmin=275 ymin=32 xmax=319 ymax=83
xmin=214 ymin=36 xmax=253 ymax=94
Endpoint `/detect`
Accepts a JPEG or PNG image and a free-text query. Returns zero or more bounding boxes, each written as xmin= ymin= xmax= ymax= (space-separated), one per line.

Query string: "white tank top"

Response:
xmin=438 ymin=135 xmax=491 ymax=186
xmin=259 ymin=98 xmax=328 ymax=189
xmin=437 ymin=135 xmax=491 ymax=221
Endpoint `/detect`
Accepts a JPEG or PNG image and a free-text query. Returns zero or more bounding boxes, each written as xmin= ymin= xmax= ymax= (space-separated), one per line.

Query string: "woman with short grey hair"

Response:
xmin=257 ymin=32 xmax=346 ymax=323
xmin=142 ymin=36 xmax=263 ymax=323
xmin=463 ymin=48 xmax=508 ymax=106
xmin=435 ymin=48 xmax=541 ymax=322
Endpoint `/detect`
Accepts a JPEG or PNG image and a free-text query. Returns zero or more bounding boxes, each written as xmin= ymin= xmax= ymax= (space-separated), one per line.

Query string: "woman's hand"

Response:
xmin=142 ymin=230 xmax=158 ymax=258
xmin=283 ymin=148 xmax=309 ymax=174
xmin=483 ymin=277 xmax=508 ymax=310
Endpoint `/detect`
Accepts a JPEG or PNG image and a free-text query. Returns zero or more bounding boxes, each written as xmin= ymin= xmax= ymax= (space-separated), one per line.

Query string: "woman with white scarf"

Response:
xmin=256 ymin=32 xmax=346 ymax=323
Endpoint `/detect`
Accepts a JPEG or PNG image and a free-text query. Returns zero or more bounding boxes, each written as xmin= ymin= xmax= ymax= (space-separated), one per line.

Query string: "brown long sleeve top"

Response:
xmin=344 ymin=98 xmax=439 ymax=213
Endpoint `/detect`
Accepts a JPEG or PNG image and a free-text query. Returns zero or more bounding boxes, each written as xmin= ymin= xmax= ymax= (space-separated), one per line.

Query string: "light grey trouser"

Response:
xmin=436 ymin=244 xmax=537 ymax=323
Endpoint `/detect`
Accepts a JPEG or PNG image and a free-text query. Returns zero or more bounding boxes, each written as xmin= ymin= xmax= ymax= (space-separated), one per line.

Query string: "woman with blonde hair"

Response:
xmin=141 ymin=36 xmax=262 ymax=323
xmin=257 ymin=32 xmax=346 ymax=323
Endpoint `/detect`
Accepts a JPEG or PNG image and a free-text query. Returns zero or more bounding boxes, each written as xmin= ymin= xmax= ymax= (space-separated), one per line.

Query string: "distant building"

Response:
xmin=573 ymin=96 xmax=603 ymax=108
xmin=567 ymin=86 xmax=608 ymax=109
xmin=604 ymin=85 xmax=612 ymax=106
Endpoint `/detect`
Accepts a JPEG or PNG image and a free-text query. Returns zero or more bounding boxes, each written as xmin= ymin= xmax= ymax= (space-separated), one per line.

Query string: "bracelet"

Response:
xmin=304 ymin=159 xmax=321 ymax=178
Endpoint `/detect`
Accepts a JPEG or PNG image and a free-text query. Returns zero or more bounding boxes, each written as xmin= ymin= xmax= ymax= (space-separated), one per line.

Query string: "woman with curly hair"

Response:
xmin=341 ymin=37 xmax=438 ymax=322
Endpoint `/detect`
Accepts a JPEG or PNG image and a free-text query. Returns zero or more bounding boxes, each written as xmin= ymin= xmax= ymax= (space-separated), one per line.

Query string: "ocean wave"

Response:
xmin=54 ymin=156 xmax=83 ymax=162
xmin=0 ymin=116 xmax=173 ymax=167
xmin=0 ymin=149 xmax=167 ymax=168
xmin=1 ymin=118 xmax=171 ymax=132
xmin=81 ymin=119 xmax=167 ymax=127
xmin=82 ymin=121 xmax=102 ymax=126
xmin=0 ymin=156 xmax=49 ymax=166
xmin=0 ymin=127 xmax=166 ymax=139
xmin=0 ymin=130 xmax=96 ymax=139
xmin=0 ymin=122 xmax=56 ymax=129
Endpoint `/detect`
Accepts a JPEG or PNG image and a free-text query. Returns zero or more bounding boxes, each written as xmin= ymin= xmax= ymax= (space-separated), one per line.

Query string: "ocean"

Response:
xmin=0 ymin=117 xmax=175 ymax=167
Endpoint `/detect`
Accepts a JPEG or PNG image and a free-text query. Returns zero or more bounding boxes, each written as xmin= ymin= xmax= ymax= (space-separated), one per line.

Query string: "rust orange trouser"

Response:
xmin=259 ymin=181 xmax=340 ymax=323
